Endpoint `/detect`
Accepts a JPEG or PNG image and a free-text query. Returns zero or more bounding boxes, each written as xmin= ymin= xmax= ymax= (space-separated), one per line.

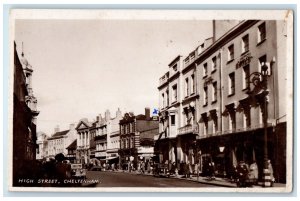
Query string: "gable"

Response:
xmin=76 ymin=121 xmax=89 ymax=130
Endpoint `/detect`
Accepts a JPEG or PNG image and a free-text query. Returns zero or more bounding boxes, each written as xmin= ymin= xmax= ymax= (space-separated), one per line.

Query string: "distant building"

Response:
xmin=66 ymin=139 xmax=77 ymax=163
xmin=13 ymin=42 xmax=39 ymax=186
xmin=36 ymin=132 xmax=48 ymax=160
xmin=76 ymin=119 xmax=92 ymax=164
xmin=91 ymin=108 xmax=122 ymax=165
xmin=47 ymin=124 xmax=77 ymax=158
xmin=119 ymin=108 xmax=159 ymax=170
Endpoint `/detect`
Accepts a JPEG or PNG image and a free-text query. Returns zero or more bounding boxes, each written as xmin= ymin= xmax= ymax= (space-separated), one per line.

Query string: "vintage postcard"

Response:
xmin=8 ymin=9 xmax=293 ymax=192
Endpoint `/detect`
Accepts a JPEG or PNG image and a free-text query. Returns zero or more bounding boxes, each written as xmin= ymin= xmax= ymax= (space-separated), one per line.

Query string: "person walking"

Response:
xmin=268 ymin=159 xmax=275 ymax=186
xmin=249 ymin=160 xmax=258 ymax=185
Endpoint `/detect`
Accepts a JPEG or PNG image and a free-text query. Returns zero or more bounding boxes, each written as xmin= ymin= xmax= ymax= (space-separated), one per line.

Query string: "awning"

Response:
xmin=106 ymin=156 xmax=119 ymax=160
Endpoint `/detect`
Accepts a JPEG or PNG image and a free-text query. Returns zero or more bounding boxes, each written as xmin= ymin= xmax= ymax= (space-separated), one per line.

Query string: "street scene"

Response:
xmin=10 ymin=10 xmax=292 ymax=191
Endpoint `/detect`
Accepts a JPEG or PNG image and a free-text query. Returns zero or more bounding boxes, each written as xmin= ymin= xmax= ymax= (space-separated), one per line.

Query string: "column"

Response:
xmin=87 ymin=131 xmax=90 ymax=147
xmin=84 ymin=132 xmax=87 ymax=147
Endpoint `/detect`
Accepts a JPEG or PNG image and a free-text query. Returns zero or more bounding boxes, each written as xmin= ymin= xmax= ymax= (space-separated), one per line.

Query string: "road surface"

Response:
xmin=84 ymin=171 xmax=218 ymax=187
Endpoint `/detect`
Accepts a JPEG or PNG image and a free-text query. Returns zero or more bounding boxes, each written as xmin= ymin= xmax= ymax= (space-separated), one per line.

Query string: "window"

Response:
xmin=203 ymin=63 xmax=208 ymax=77
xmin=242 ymin=34 xmax=249 ymax=53
xmin=173 ymin=64 xmax=177 ymax=71
xmin=131 ymin=137 xmax=134 ymax=148
xmin=172 ymin=84 xmax=177 ymax=102
xmin=162 ymin=93 xmax=165 ymax=108
xmin=171 ymin=115 xmax=175 ymax=126
xmin=213 ymin=118 xmax=218 ymax=134
xmin=258 ymin=55 xmax=267 ymax=73
xmin=184 ymin=57 xmax=189 ymax=65
xmin=212 ymin=82 xmax=217 ymax=102
xmin=228 ymin=72 xmax=235 ymax=95
xmin=242 ymin=65 xmax=250 ymax=90
xmin=229 ymin=112 xmax=236 ymax=131
xmin=203 ymin=86 xmax=208 ymax=106
xmin=212 ymin=56 xmax=217 ymax=72
xmin=228 ymin=44 xmax=234 ymax=61
xmin=203 ymin=121 xmax=208 ymax=135
xmin=258 ymin=22 xmax=266 ymax=43
xmin=166 ymin=90 xmax=169 ymax=106
xmin=243 ymin=108 xmax=251 ymax=128
xmin=185 ymin=78 xmax=189 ymax=97
xmin=191 ymin=74 xmax=195 ymax=94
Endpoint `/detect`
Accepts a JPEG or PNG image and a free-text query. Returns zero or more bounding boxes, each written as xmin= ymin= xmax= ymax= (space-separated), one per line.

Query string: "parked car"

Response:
xmin=153 ymin=163 xmax=170 ymax=178
xmin=89 ymin=166 xmax=102 ymax=171
xmin=70 ymin=163 xmax=87 ymax=179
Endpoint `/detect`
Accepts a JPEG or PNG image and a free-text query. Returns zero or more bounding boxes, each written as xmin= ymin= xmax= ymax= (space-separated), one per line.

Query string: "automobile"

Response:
xmin=153 ymin=163 xmax=170 ymax=178
xmin=70 ymin=163 xmax=87 ymax=179
xmin=89 ymin=165 xmax=102 ymax=171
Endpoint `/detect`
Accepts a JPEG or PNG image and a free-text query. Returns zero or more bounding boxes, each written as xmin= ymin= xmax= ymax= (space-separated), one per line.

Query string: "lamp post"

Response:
xmin=219 ymin=145 xmax=225 ymax=178
xmin=247 ymin=63 xmax=271 ymax=187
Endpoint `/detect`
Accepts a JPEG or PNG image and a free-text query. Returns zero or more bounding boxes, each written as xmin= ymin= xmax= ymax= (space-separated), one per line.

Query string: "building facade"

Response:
xmin=156 ymin=20 xmax=287 ymax=183
xmin=66 ymin=139 xmax=77 ymax=163
xmin=13 ymin=42 xmax=40 ymax=186
xmin=119 ymin=108 xmax=159 ymax=170
xmin=47 ymin=124 xmax=77 ymax=158
xmin=76 ymin=119 xmax=92 ymax=164
xmin=36 ymin=132 xmax=48 ymax=160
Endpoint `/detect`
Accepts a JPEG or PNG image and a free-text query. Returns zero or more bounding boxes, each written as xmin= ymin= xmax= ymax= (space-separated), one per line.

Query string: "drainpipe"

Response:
xmin=218 ymin=49 xmax=223 ymax=134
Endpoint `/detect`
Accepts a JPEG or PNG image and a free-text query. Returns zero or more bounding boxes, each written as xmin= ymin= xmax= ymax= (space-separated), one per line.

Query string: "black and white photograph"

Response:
xmin=8 ymin=9 xmax=293 ymax=192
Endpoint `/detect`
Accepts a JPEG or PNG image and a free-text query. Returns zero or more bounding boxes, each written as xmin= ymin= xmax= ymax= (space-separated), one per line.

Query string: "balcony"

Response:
xmin=178 ymin=124 xmax=199 ymax=135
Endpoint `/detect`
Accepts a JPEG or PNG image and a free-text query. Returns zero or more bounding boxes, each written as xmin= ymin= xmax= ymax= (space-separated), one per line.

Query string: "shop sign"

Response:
xmin=236 ymin=52 xmax=252 ymax=69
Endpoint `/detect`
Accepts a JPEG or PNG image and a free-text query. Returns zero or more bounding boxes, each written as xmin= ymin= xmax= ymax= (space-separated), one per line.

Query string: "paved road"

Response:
xmin=84 ymin=171 xmax=217 ymax=187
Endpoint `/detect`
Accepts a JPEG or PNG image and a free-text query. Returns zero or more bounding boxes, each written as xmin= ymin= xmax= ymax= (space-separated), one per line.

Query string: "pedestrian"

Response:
xmin=208 ymin=159 xmax=216 ymax=180
xmin=188 ymin=162 xmax=193 ymax=177
xmin=141 ymin=161 xmax=145 ymax=174
xmin=249 ymin=160 xmax=258 ymax=185
xmin=267 ymin=159 xmax=275 ymax=185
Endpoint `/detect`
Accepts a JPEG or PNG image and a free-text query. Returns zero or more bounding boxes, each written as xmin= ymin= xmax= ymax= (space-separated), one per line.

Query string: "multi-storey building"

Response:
xmin=156 ymin=20 xmax=288 ymax=183
xmin=106 ymin=108 xmax=122 ymax=164
xmin=93 ymin=109 xmax=122 ymax=163
xmin=119 ymin=108 xmax=158 ymax=170
xmin=155 ymin=40 xmax=213 ymax=170
xmin=13 ymin=42 xmax=39 ymax=186
xmin=155 ymin=56 xmax=182 ymax=167
xmin=76 ymin=118 xmax=92 ymax=164
xmin=47 ymin=124 xmax=77 ymax=158
xmin=66 ymin=139 xmax=77 ymax=163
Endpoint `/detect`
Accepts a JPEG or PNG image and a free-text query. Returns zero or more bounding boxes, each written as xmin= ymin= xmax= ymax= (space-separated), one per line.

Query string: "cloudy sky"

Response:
xmin=15 ymin=18 xmax=212 ymax=135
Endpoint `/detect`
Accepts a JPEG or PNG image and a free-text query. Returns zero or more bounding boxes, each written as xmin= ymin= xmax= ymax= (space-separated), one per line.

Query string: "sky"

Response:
xmin=15 ymin=19 xmax=212 ymax=135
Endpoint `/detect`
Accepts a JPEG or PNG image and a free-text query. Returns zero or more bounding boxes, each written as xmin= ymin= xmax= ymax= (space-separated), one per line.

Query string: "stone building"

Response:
xmin=47 ymin=124 xmax=77 ymax=159
xmin=156 ymin=20 xmax=288 ymax=183
xmin=119 ymin=108 xmax=159 ymax=170
xmin=13 ymin=42 xmax=40 ymax=186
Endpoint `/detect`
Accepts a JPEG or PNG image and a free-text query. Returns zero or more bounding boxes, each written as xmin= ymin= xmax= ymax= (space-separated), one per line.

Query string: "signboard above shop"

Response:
xmin=236 ymin=52 xmax=252 ymax=69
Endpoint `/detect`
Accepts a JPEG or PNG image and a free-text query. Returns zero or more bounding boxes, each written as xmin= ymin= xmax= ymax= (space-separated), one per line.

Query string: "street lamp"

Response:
xmin=219 ymin=145 xmax=225 ymax=178
xmin=246 ymin=62 xmax=270 ymax=187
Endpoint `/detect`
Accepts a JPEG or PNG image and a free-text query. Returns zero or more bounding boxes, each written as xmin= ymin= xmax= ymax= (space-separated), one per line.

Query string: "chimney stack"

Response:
xmin=69 ymin=124 xmax=75 ymax=130
xmin=54 ymin=125 xmax=60 ymax=133
xmin=116 ymin=108 xmax=122 ymax=118
xmin=145 ymin=107 xmax=151 ymax=120
xmin=105 ymin=109 xmax=111 ymax=121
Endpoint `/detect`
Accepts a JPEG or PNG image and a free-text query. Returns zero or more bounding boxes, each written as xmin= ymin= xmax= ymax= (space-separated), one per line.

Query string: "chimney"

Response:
xmin=145 ymin=107 xmax=150 ymax=120
xmin=54 ymin=125 xmax=60 ymax=133
xmin=212 ymin=20 xmax=216 ymax=43
xmin=105 ymin=109 xmax=111 ymax=121
xmin=69 ymin=124 xmax=75 ymax=130
xmin=116 ymin=108 xmax=122 ymax=118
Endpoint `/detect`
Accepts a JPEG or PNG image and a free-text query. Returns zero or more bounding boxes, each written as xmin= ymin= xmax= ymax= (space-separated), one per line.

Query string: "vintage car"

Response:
xmin=153 ymin=163 xmax=170 ymax=178
xmin=70 ymin=163 xmax=87 ymax=179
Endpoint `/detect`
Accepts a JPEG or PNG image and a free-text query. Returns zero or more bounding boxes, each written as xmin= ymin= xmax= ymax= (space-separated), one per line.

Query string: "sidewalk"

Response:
xmin=120 ymin=170 xmax=286 ymax=188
